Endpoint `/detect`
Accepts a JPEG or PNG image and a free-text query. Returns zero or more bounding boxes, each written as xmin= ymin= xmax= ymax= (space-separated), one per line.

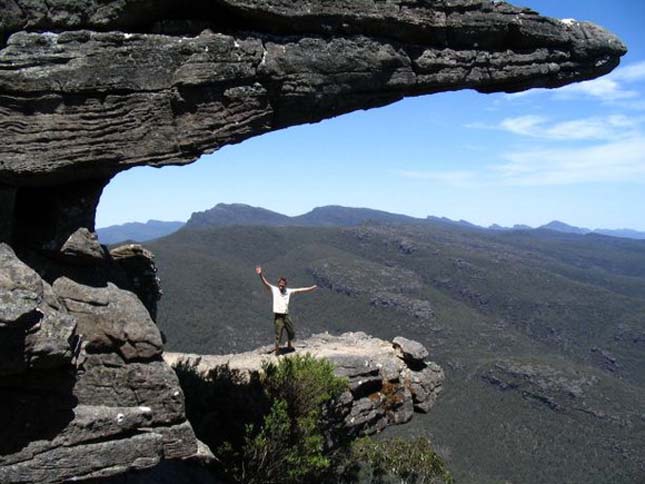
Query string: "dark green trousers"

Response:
xmin=274 ymin=313 xmax=295 ymax=344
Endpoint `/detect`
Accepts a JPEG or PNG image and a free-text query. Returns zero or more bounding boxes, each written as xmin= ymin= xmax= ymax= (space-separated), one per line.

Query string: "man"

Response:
xmin=256 ymin=265 xmax=317 ymax=354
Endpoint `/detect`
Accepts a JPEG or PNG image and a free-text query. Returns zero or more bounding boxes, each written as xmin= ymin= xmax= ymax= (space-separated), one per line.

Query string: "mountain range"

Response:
xmin=185 ymin=203 xmax=423 ymax=228
xmin=97 ymin=220 xmax=185 ymax=244
xmin=98 ymin=204 xmax=645 ymax=244
xmin=133 ymin=207 xmax=645 ymax=484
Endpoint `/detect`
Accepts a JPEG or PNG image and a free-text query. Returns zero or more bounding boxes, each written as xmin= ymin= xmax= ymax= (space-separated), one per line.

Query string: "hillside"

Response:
xmin=146 ymin=221 xmax=645 ymax=484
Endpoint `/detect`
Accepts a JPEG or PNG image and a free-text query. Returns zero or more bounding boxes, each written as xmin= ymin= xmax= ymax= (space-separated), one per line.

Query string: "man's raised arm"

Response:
xmin=256 ymin=265 xmax=272 ymax=291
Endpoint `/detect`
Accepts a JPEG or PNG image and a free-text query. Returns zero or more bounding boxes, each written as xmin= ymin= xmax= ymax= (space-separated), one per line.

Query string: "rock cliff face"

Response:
xmin=0 ymin=242 xmax=199 ymax=484
xmin=0 ymin=1 xmax=627 ymax=482
xmin=165 ymin=332 xmax=444 ymax=437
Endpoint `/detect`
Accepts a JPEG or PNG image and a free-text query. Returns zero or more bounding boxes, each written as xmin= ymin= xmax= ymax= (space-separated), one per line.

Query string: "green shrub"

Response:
xmin=342 ymin=436 xmax=454 ymax=484
xmin=176 ymin=355 xmax=453 ymax=484
xmin=213 ymin=354 xmax=348 ymax=484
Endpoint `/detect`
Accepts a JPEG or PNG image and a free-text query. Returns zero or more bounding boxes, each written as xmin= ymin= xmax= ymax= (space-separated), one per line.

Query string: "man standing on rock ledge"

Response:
xmin=256 ymin=266 xmax=317 ymax=354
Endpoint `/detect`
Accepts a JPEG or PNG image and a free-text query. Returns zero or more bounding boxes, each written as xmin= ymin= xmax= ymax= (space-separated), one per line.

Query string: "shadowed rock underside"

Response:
xmin=0 ymin=0 xmax=627 ymax=187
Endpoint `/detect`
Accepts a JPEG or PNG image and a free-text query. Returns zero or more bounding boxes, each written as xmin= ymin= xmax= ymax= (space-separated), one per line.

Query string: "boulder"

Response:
xmin=403 ymin=362 xmax=445 ymax=413
xmin=0 ymin=243 xmax=76 ymax=375
xmin=59 ymin=228 xmax=107 ymax=263
xmin=393 ymin=336 xmax=429 ymax=364
xmin=0 ymin=244 xmax=199 ymax=483
xmin=109 ymin=244 xmax=162 ymax=321
xmin=52 ymin=276 xmax=163 ymax=361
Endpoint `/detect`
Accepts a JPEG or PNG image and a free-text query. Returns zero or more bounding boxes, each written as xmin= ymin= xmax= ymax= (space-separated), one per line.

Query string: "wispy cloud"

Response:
xmin=499 ymin=115 xmax=545 ymax=136
xmin=494 ymin=135 xmax=645 ymax=185
xmin=439 ymin=65 xmax=645 ymax=187
xmin=401 ymin=128 xmax=645 ymax=187
xmin=612 ymin=61 xmax=645 ymax=82
xmin=498 ymin=114 xmax=641 ymax=141
xmin=554 ymin=78 xmax=638 ymax=101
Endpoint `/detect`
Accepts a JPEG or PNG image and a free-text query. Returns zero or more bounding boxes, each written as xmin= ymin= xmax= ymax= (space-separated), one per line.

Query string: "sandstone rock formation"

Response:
xmin=479 ymin=359 xmax=635 ymax=421
xmin=0 ymin=0 xmax=627 ymax=252
xmin=0 ymin=242 xmax=200 ymax=484
xmin=109 ymin=244 xmax=163 ymax=321
xmin=0 ymin=0 xmax=627 ymax=188
xmin=165 ymin=332 xmax=444 ymax=436
xmin=0 ymin=1 xmax=628 ymax=482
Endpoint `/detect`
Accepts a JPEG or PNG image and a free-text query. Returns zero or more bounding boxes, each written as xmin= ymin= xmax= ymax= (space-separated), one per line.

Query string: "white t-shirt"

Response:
xmin=270 ymin=285 xmax=305 ymax=314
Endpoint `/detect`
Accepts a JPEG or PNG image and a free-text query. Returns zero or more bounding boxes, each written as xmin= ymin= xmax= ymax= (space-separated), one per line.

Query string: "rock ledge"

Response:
xmin=165 ymin=331 xmax=444 ymax=436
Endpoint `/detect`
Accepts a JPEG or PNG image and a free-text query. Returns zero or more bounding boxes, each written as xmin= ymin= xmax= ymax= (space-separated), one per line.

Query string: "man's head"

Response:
xmin=278 ymin=277 xmax=288 ymax=293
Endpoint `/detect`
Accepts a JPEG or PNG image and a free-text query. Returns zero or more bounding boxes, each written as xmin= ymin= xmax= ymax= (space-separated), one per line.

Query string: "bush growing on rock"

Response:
xmin=176 ymin=352 xmax=452 ymax=483
xmin=234 ymin=354 xmax=348 ymax=483
xmin=341 ymin=437 xmax=454 ymax=484
xmin=176 ymin=354 xmax=348 ymax=483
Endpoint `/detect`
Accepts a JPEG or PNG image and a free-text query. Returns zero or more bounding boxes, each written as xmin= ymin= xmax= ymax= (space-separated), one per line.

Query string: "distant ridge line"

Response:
xmin=98 ymin=203 xmax=645 ymax=243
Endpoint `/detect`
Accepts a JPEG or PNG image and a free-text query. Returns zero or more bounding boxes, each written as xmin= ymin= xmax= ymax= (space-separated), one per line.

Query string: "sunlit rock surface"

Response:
xmin=165 ymin=331 xmax=444 ymax=436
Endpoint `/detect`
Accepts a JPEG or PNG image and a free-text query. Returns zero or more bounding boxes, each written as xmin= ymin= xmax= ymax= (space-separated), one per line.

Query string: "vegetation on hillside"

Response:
xmin=151 ymin=221 xmax=645 ymax=483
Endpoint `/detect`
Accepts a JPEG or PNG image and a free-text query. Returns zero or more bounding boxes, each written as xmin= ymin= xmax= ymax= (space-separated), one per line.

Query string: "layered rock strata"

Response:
xmin=164 ymin=332 xmax=444 ymax=436
xmin=0 ymin=243 xmax=199 ymax=484
xmin=0 ymin=0 xmax=627 ymax=252
xmin=0 ymin=0 xmax=627 ymax=188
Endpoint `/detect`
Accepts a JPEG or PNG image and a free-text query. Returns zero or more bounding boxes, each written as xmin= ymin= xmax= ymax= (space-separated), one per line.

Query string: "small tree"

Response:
xmin=221 ymin=354 xmax=348 ymax=484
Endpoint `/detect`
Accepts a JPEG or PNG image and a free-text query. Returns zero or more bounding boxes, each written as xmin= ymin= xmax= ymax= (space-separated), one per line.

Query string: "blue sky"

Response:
xmin=97 ymin=0 xmax=645 ymax=230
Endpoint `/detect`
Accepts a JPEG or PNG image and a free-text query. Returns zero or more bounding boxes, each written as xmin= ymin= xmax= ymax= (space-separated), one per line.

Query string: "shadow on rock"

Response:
xmin=0 ymin=367 xmax=77 ymax=456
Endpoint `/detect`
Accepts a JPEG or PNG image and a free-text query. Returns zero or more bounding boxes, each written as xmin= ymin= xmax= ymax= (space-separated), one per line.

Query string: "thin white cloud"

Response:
xmin=494 ymin=135 xmax=645 ymax=186
xmin=401 ymin=134 xmax=645 ymax=187
xmin=496 ymin=114 xmax=641 ymax=141
xmin=449 ymin=74 xmax=645 ymax=187
xmin=612 ymin=60 xmax=645 ymax=82
xmin=555 ymin=78 xmax=638 ymax=101
xmin=499 ymin=115 xmax=546 ymax=136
